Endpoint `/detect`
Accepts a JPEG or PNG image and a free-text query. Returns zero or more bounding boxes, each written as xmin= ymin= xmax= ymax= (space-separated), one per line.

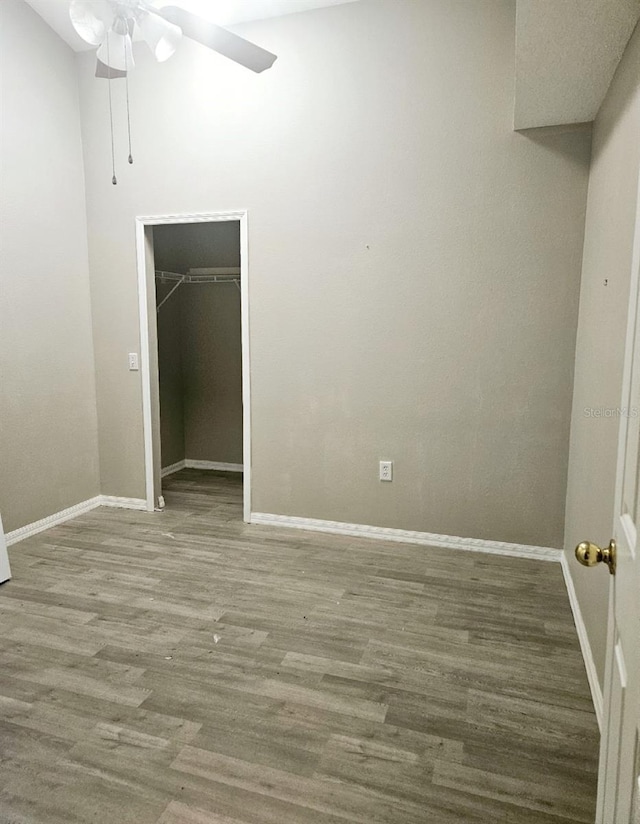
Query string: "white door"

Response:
xmin=0 ymin=513 xmax=11 ymax=584
xmin=581 ymin=173 xmax=640 ymax=822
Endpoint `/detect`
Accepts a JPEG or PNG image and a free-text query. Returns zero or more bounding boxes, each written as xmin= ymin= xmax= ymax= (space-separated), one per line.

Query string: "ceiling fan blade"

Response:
xmin=95 ymin=58 xmax=127 ymax=79
xmin=69 ymin=0 xmax=110 ymax=46
xmin=139 ymin=12 xmax=182 ymax=63
xmin=157 ymin=6 xmax=277 ymax=73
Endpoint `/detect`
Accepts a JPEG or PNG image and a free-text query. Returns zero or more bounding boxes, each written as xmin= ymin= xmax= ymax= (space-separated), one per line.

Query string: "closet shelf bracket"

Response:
xmin=156 ymin=272 xmax=185 ymax=313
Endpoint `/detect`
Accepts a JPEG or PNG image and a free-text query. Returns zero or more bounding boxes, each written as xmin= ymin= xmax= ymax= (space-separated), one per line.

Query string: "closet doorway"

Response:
xmin=135 ymin=211 xmax=251 ymax=521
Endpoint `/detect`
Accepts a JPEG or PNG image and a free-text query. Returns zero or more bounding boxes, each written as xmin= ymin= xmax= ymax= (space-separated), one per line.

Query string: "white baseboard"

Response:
xmin=185 ymin=460 xmax=243 ymax=473
xmin=6 ymin=495 xmax=149 ymax=545
xmin=560 ymin=552 xmax=603 ymax=729
xmin=99 ymin=496 xmax=148 ymax=511
xmin=161 ymin=460 xmax=186 ymax=477
xmin=161 ymin=459 xmax=244 ymax=477
xmin=5 ymin=497 xmax=102 ymax=545
xmin=250 ymin=512 xmax=561 ymax=562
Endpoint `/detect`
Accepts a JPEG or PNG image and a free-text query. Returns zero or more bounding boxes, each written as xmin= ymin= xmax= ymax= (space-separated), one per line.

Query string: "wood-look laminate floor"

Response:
xmin=0 ymin=470 xmax=599 ymax=824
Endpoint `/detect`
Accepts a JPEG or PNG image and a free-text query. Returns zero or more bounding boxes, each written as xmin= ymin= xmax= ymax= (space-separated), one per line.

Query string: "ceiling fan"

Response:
xmin=70 ymin=0 xmax=278 ymax=76
xmin=69 ymin=0 xmax=278 ymax=182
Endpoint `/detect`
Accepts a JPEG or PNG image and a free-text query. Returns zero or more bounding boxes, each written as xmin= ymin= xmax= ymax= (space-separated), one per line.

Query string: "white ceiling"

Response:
xmin=23 ymin=0 xmax=359 ymax=52
xmin=515 ymin=0 xmax=640 ymax=129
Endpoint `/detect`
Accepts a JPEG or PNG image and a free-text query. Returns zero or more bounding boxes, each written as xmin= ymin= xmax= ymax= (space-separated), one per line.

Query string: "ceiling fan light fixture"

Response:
xmin=70 ymin=0 xmax=277 ymax=185
xmin=69 ymin=0 xmax=108 ymax=45
xmin=96 ymin=30 xmax=135 ymax=71
xmin=139 ymin=13 xmax=182 ymax=62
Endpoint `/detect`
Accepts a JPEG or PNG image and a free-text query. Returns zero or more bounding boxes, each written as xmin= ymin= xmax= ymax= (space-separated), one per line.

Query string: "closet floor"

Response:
xmin=0 ymin=470 xmax=599 ymax=823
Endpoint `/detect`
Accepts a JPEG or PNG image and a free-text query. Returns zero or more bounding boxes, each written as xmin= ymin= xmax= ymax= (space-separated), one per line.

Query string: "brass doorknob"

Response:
xmin=575 ymin=539 xmax=616 ymax=575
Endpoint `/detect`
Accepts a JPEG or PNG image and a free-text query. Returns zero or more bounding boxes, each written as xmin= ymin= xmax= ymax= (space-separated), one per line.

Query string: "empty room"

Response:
xmin=1 ymin=0 xmax=639 ymax=821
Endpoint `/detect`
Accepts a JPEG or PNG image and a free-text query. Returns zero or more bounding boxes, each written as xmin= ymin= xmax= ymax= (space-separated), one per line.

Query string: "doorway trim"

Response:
xmin=135 ymin=210 xmax=251 ymax=521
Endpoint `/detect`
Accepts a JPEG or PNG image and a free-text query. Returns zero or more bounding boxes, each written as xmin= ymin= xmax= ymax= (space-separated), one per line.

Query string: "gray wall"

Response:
xmin=181 ymin=285 xmax=243 ymax=465
xmin=153 ymin=222 xmax=241 ymax=273
xmin=79 ymin=0 xmax=591 ymax=546
xmin=156 ymin=281 xmax=185 ymax=468
xmin=564 ymin=21 xmax=640 ymax=686
xmin=154 ymin=222 xmax=242 ymax=467
xmin=0 ymin=0 xmax=99 ymax=531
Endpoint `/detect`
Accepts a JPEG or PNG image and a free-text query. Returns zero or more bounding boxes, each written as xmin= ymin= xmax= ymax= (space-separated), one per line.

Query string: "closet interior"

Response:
xmin=153 ymin=221 xmax=243 ymax=499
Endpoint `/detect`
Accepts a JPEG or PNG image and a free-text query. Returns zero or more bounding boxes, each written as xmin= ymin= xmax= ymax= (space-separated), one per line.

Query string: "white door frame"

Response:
xmin=594 ymin=155 xmax=640 ymax=820
xmin=135 ymin=210 xmax=251 ymax=521
xmin=0 ymin=513 xmax=11 ymax=584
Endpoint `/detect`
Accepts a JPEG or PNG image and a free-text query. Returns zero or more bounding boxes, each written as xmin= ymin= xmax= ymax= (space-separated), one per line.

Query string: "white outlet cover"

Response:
xmin=379 ymin=460 xmax=393 ymax=481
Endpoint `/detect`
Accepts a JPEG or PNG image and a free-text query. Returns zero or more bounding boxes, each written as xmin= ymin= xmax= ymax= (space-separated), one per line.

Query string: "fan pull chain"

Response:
xmin=124 ymin=36 xmax=133 ymax=165
xmin=106 ymin=32 xmax=117 ymax=185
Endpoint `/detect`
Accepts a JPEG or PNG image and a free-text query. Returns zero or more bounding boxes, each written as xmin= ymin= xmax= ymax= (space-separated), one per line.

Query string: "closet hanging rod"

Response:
xmin=155 ymin=270 xmax=240 ymax=284
xmin=155 ymin=268 xmax=241 ymax=313
xmin=185 ymin=274 xmax=240 ymax=284
xmin=155 ymin=270 xmax=183 ymax=282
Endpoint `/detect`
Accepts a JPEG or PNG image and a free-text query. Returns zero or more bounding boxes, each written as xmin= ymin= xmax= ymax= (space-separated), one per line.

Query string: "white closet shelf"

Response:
xmin=155 ymin=267 xmax=241 ymax=312
xmin=188 ymin=267 xmax=240 ymax=276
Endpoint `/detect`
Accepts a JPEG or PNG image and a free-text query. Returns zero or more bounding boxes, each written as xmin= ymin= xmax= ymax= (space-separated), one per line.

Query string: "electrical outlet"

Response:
xmin=379 ymin=460 xmax=393 ymax=482
xmin=128 ymin=352 xmax=139 ymax=371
